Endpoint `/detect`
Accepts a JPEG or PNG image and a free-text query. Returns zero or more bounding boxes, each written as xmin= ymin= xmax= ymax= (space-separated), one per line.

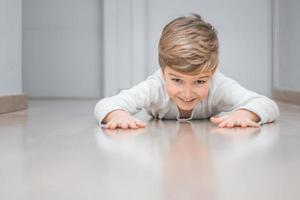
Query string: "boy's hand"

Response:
xmin=102 ymin=109 xmax=146 ymax=129
xmin=210 ymin=109 xmax=260 ymax=128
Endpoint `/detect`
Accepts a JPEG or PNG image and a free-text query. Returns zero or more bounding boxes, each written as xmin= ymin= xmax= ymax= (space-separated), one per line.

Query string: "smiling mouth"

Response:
xmin=178 ymin=97 xmax=196 ymax=103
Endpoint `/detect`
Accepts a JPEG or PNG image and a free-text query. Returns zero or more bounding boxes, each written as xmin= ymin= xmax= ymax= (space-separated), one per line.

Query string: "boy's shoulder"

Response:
xmin=145 ymin=69 xmax=165 ymax=86
xmin=209 ymin=69 xmax=238 ymax=95
xmin=147 ymin=68 xmax=164 ymax=79
xmin=211 ymin=69 xmax=234 ymax=86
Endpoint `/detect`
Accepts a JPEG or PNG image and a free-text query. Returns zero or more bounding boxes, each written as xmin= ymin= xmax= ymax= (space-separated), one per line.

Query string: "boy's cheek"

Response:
xmin=196 ymin=86 xmax=209 ymax=99
xmin=166 ymin=84 xmax=179 ymax=97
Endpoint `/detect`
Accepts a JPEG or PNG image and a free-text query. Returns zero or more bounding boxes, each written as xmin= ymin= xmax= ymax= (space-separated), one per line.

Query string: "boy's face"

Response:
xmin=163 ymin=66 xmax=212 ymax=111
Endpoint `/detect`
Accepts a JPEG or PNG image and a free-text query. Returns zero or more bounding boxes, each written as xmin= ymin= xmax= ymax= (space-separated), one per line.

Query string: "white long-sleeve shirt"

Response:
xmin=94 ymin=69 xmax=279 ymax=125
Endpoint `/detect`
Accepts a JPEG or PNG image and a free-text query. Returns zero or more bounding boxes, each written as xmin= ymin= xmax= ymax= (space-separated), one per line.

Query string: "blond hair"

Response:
xmin=159 ymin=14 xmax=219 ymax=75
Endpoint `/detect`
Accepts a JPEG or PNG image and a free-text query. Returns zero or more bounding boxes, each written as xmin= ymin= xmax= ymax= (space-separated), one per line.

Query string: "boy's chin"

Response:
xmin=178 ymin=106 xmax=194 ymax=111
xmin=176 ymin=103 xmax=196 ymax=111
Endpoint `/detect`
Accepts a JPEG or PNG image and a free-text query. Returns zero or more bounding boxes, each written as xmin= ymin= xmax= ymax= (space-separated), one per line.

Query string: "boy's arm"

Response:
xmin=94 ymin=71 xmax=163 ymax=124
xmin=211 ymin=72 xmax=279 ymax=125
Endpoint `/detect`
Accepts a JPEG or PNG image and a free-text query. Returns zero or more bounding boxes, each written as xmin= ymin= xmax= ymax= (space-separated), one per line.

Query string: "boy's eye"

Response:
xmin=195 ymin=80 xmax=206 ymax=85
xmin=171 ymin=78 xmax=182 ymax=84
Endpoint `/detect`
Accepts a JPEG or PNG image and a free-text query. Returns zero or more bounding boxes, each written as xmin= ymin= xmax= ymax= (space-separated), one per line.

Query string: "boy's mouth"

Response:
xmin=178 ymin=97 xmax=196 ymax=103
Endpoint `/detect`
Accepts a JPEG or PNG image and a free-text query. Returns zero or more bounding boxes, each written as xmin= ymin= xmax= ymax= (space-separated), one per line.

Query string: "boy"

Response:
xmin=94 ymin=14 xmax=279 ymax=129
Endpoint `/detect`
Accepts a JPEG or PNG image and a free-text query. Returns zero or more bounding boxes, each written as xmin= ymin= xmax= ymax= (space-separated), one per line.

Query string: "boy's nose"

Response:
xmin=182 ymin=87 xmax=194 ymax=99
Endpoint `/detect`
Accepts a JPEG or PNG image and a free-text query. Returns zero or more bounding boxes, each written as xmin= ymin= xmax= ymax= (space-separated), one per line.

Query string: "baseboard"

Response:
xmin=273 ymin=89 xmax=300 ymax=105
xmin=0 ymin=94 xmax=28 ymax=114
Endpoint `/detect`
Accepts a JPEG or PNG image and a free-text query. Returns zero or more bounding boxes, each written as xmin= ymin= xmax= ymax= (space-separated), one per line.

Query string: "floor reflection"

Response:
xmin=0 ymin=110 xmax=27 ymax=200
xmin=163 ymin=122 xmax=216 ymax=200
xmin=208 ymin=123 xmax=280 ymax=200
xmin=94 ymin=120 xmax=179 ymax=171
xmin=209 ymin=123 xmax=279 ymax=160
xmin=94 ymin=120 xmax=280 ymax=200
xmin=2 ymin=100 xmax=297 ymax=200
xmin=94 ymin=120 xmax=179 ymax=200
xmin=95 ymin=120 xmax=217 ymax=200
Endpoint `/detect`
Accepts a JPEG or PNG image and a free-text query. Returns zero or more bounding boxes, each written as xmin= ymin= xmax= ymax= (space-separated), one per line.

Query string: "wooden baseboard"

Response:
xmin=0 ymin=94 xmax=28 ymax=114
xmin=273 ymin=89 xmax=300 ymax=105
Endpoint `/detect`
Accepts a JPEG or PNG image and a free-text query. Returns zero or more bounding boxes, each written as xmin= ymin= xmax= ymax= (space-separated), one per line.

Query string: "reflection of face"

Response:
xmin=163 ymin=66 xmax=212 ymax=111
xmin=163 ymin=123 xmax=216 ymax=200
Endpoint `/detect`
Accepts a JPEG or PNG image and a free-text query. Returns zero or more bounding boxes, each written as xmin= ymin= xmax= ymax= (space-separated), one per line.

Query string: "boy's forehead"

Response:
xmin=165 ymin=66 xmax=212 ymax=78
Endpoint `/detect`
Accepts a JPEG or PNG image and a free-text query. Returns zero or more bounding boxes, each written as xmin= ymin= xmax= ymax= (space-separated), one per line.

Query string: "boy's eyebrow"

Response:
xmin=168 ymin=73 xmax=209 ymax=79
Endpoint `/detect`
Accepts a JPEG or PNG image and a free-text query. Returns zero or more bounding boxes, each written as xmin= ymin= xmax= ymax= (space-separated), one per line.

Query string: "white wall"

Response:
xmin=0 ymin=0 xmax=22 ymax=96
xmin=104 ymin=0 xmax=273 ymax=97
xmin=274 ymin=0 xmax=300 ymax=92
xmin=103 ymin=0 xmax=147 ymax=97
xmin=22 ymin=0 xmax=103 ymax=98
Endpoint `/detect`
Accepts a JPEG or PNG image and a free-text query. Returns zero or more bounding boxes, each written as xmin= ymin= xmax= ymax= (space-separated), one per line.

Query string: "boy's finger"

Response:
xmin=218 ymin=119 xmax=230 ymax=128
xmin=121 ymin=122 xmax=129 ymax=129
xmin=135 ymin=120 xmax=146 ymax=128
xmin=210 ymin=116 xmax=220 ymax=123
xmin=210 ymin=117 xmax=218 ymax=124
xmin=226 ymin=120 xmax=235 ymax=128
xmin=129 ymin=121 xmax=138 ymax=129
xmin=241 ymin=121 xmax=248 ymax=128
xmin=105 ymin=122 xmax=112 ymax=129
xmin=110 ymin=122 xmax=118 ymax=129
xmin=210 ymin=115 xmax=228 ymax=124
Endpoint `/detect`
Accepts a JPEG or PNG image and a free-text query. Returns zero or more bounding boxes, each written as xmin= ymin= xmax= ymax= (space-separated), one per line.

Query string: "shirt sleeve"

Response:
xmin=211 ymin=71 xmax=280 ymax=125
xmin=94 ymin=70 xmax=164 ymax=124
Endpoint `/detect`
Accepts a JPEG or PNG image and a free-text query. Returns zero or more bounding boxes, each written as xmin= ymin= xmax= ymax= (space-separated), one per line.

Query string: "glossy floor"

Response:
xmin=0 ymin=100 xmax=300 ymax=200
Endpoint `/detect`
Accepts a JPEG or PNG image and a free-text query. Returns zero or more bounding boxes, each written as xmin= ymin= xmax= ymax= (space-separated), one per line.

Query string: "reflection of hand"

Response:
xmin=210 ymin=109 xmax=260 ymax=128
xmin=102 ymin=126 xmax=147 ymax=135
xmin=102 ymin=109 xmax=146 ymax=129
xmin=210 ymin=126 xmax=261 ymax=135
